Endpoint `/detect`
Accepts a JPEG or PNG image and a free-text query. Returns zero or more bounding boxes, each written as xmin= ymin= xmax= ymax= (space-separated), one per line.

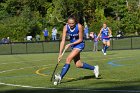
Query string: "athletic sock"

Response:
xmin=103 ymin=46 xmax=106 ymax=53
xmin=104 ymin=45 xmax=109 ymax=53
xmin=81 ymin=63 xmax=95 ymax=70
xmin=60 ymin=64 xmax=70 ymax=79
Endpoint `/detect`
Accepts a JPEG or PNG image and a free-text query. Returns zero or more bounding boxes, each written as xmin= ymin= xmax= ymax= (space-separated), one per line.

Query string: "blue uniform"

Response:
xmin=101 ymin=27 xmax=110 ymax=42
xmin=43 ymin=30 xmax=48 ymax=36
xmin=66 ymin=24 xmax=84 ymax=51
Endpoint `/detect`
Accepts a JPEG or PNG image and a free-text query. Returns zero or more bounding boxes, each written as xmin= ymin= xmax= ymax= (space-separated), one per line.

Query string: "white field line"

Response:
xmin=0 ymin=56 xmax=131 ymax=66
xmin=0 ymin=57 xmax=92 ymax=65
xmin=0 ymin=51 xmax=138 ymax=65
xmin=0 ymin=59 xmax=49 ymax=65
xmin=0 ymin=56 xmax=133 ymax=74
xmin=0 ymin=82 xmax=46 ymax=89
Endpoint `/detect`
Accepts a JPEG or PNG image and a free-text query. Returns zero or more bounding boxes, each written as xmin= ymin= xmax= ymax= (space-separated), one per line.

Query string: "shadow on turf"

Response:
xmin=1 ymin=79 xmax=140 ymax=93
xmin=106 ymin=52 xmax=117 ymax=55
xmin=62 ymin=75 xmax=102 ymax=84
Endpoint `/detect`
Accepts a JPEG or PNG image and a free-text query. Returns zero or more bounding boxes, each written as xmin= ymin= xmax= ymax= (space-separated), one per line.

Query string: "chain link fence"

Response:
xmin=0 ymin=36 xmax=140 ymax=55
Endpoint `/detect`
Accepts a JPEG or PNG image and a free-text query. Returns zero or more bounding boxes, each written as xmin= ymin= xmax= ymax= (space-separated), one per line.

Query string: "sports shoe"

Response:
xmin=54 ymin=73 xmax=61 ymax=84
xmin=93 ymin=65 xmax=99 ymax=78
xmin=102 ymin=49 xmax=107 ymax=55
xmin=104 ymin=53 xmax=107 ymax=55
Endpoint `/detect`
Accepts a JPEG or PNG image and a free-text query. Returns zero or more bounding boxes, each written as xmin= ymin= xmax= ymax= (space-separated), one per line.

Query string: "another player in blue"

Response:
xmin=54 ymin=16 xmax=99 ymax=85
xmin=97 ymin=23 xmax=112 ymax=55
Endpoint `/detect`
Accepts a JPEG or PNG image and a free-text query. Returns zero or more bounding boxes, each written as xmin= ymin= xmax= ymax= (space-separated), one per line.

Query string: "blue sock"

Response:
xmin=60 ymin=64 xmax=70 ymax=79
xmin=104 ymin=45 xmax=109 ymax=53
xmin=81 ymin=63 xmax=94 ymax=70
xmin=103 ymin=46 xmax=106 ymax=52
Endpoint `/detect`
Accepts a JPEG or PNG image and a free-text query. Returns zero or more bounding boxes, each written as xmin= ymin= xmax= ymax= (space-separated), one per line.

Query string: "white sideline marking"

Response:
xmin=0 ymin=82 xmax=140 ymax=92
xmin=0 ymin=82 xmax=46 ymax=89
xmin=0 ymin=54 xmax=132 ymax=65
xmin=0 ymin=59 xmax=49 ymax=65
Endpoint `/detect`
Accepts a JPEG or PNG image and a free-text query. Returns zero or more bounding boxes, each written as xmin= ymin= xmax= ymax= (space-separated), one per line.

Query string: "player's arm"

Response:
xmin=108 ymin=28 xmax=112 ymax=37
xmin=59 ymin=25 xmax=67 ymax=55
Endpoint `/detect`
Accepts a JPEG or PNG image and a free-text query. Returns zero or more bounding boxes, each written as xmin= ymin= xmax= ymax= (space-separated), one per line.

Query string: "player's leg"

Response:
xmin=60 ymin=49 xmax=80 ymax=80
xmin=54 ymin=35 xmax=57 ymax=40
xmin=73 ymin=52 xmax=99 ymax=78
xmin=104 ymin=40 xmax=110 ymax=54
xmin=54 ymin=49 xmax=80 ymax=84
xmin=94 ymin=42 xmax=98 ymax=51
xmin=102 ymin=39 xmax=106 ymax=49
xmin=102 ymin=39 xmax=107 ymax=55
xmin=93 ymin=42 xmax=95 ymax=51
xmin=44 ymin=36 xmax=46 ymax=41
xmin=52 ymin=35 xmax=53 ymax=40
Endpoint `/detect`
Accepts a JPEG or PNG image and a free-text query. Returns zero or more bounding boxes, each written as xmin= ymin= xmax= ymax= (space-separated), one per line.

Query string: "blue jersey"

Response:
xmin=101 ymin=27 xmax=109 ymax=39
xmin=66 ymin=24 xmax=84 ymax=51
xmin=67 ymin=24 xmax=83 ymax=43
xmin=43 ymin=30 xmax=48 ymax=36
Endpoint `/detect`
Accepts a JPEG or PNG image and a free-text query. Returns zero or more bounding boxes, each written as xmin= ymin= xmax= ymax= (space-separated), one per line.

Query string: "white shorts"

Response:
xmin=102 ymin=38 xmax=110 ymax=42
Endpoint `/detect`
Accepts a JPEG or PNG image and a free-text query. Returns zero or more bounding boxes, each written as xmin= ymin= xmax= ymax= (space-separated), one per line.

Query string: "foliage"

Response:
xmin=0 ymin=0 xmax=140 ymax=41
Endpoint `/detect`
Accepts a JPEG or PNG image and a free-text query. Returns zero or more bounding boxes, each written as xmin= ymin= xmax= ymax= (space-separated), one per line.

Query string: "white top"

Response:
xmin=27 ymin=36 xmax=32 ymax=41
xmin=52 ymin=28 xmax=57 ymax=35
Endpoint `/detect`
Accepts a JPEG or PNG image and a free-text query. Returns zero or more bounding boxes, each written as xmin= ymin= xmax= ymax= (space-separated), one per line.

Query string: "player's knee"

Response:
xmin=66 ymin=57 xmax=72 ymax=64
xmin=107 ymin=44 xmax=110 ymax=47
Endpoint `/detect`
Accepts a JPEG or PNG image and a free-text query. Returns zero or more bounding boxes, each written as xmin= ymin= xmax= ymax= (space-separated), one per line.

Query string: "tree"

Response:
xmin=0 ymin=0 xmax=139 ymax=41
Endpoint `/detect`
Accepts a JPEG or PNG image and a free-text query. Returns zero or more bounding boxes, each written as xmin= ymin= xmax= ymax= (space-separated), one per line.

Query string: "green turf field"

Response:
xmin=0 ymin=50 xmax=140 ymax=93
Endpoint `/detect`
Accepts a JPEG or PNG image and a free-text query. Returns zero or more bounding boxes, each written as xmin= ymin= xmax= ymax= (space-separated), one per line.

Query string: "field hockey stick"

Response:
xmin=50 ymin=48 xmax=67 ymax=82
